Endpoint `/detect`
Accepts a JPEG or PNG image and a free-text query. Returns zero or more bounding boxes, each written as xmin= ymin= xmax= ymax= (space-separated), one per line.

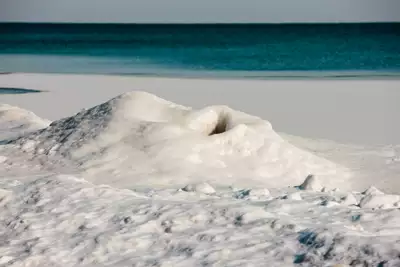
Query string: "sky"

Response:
xmin=1 ymin=0 xmax=400 ymax=23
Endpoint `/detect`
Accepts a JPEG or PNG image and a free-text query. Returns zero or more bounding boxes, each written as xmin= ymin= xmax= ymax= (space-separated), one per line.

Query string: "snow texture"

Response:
xmin=1 ymin=85 xmax=400 ymax=266
xmin=0 ymin=174 xmax=399 ymax=267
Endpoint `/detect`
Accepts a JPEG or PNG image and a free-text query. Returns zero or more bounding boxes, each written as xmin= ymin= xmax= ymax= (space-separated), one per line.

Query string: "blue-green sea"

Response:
xmin=0 ymin=23 xmax=399 ymax=78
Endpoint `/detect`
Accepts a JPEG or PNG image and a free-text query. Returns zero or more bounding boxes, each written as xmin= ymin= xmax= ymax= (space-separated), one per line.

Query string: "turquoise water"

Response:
xmin=0 ymin=23 xmax=399 ymax=77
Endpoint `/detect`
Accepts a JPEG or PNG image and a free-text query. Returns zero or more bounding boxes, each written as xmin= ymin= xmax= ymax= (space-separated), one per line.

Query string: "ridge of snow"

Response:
xmin=297 ymin=174 xmax=323 ymax=192
xmin=363 ymin=186 xmax=385 ymax=196
xmin=359 ymin=188 xmax=400 ymax=209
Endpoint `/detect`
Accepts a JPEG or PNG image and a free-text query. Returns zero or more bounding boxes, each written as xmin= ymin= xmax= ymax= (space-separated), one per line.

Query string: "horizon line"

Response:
xmin=1 ymin=21 xmax=400 ymax=25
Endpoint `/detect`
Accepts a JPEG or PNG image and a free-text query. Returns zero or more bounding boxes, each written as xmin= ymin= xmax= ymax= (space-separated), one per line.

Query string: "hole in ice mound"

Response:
xmin=187 ymin=107 xmax=234 ymax=136
xmin=208 ymin=112 xmax=230 ymax=136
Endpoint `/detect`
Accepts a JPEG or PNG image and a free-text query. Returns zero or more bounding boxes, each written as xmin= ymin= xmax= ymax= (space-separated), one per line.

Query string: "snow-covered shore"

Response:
xmin=1 ymin=73 xmax=400 ymax=266
xmin=1 ymin=73 xmax=400 ymax=144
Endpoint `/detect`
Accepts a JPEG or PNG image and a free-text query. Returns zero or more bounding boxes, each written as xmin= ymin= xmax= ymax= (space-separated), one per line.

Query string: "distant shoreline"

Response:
xmin=0 ymin=71 xmax=399 ymax=81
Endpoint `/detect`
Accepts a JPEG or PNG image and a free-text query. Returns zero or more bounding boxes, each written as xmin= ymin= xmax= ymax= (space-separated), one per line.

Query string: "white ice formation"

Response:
xmin=297 ymin=174 xmax=323 ymax=192
xmin=5 ymin=91 xmax=348 ymax=189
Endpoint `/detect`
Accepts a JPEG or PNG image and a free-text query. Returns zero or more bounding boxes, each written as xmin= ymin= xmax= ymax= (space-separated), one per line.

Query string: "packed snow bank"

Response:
xmin=7 ymin=91 xmax=348 ymax=189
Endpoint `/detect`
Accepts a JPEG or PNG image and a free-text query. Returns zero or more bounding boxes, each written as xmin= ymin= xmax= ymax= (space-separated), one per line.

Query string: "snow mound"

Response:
xmin=297 ymin=174 xmax=323 ymax=192
xmin=363 ymin=186 xmax=384 ymax=196
xmin=359 ymin=189 xmax=400 ymax=209
xmin=182 ymin=182 xmax=216 ymax=194
xmin=340 ymin=193 xmax=358 ymax=206
xmin=233 ymin=188 xmax=271 ymax=200
xmin=0 ymin=104 xmax=50 ymax=141
xmin=284 ymin=192 xmax=303 ymax=201
xmin=10 ymin=91 xmax=349 ymax=189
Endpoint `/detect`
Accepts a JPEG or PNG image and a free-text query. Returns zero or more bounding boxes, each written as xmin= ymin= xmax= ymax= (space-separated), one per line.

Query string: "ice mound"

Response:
xmin=297 ymin=174 xmax=323 ymax=191
xmin=0 ymin=104 xmax=50 ymax=141
xmin=340 ymin=193 xmax=358 ymax=206
xmin=359 ymin=187 xmax=400 ymax=209
xmin=10 ymin=91 xmax=348 ymax=188
xmin=181 ymin=182 xmax=216 ymax=194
